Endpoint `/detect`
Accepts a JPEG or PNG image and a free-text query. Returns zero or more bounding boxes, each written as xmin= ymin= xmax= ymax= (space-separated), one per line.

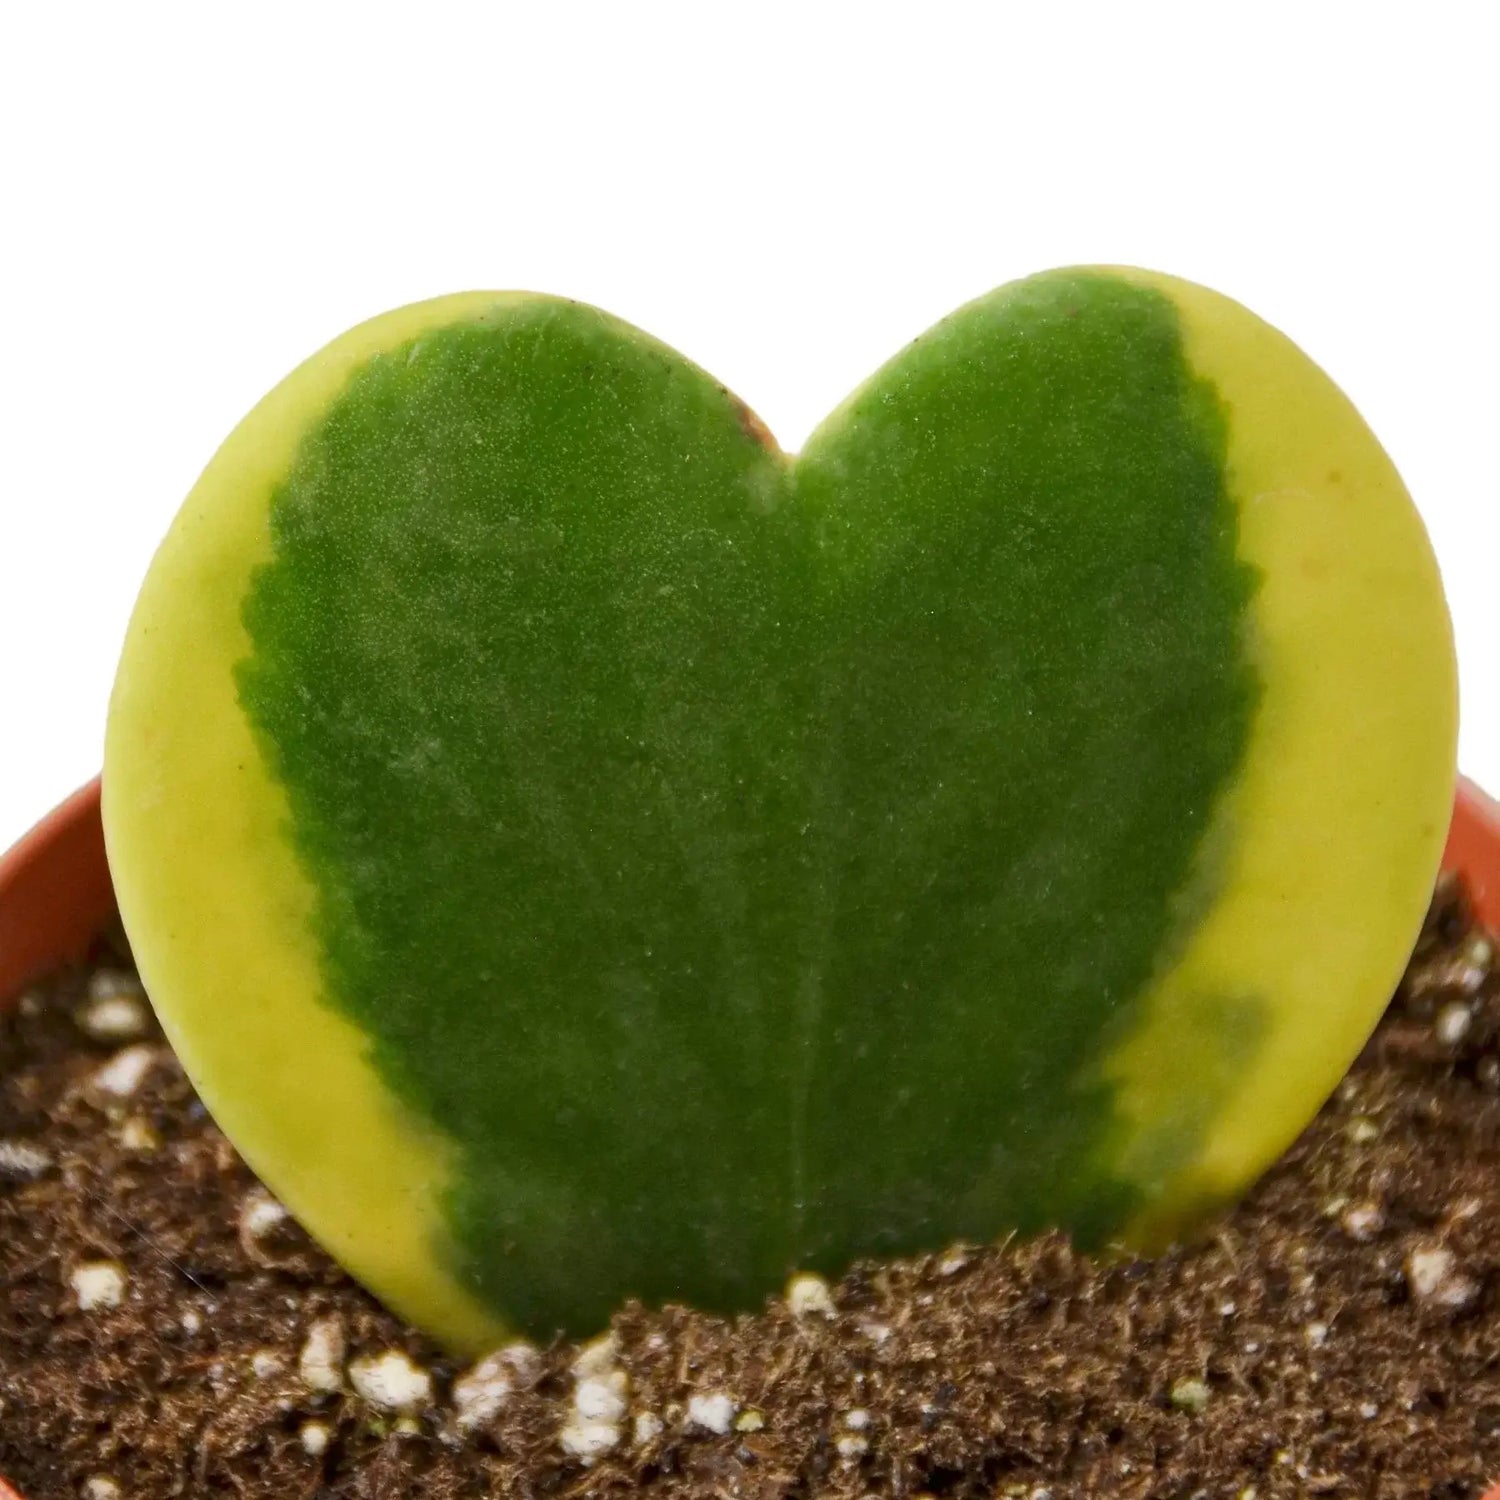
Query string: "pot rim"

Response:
xmin=0 ymin=779 xmax=112 ymax=1009
xmin=2 ymin=775 xmax=1500 ymax=1500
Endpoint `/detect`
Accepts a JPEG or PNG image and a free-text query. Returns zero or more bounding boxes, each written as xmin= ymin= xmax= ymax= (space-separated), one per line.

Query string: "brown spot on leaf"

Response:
xmin=724 ymin=389 xmax=778 ymax=452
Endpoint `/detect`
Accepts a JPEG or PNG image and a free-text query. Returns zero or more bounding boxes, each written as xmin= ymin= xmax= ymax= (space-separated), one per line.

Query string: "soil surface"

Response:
xmin=3 ymin=880 xmax=1500 ymax=1499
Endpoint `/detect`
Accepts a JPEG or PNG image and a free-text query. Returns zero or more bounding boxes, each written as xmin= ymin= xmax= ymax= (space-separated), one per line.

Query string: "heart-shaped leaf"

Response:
xmin=104 ymin=269 xmax=1456 ymax=1349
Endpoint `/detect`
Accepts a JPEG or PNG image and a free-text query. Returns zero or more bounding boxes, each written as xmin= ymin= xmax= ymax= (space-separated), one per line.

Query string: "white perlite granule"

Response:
xmin=451 ymin=1352 xmax=514 ymax=1433
xmin=1405 ymin=1245 xmax=1479 ymax=1311
xmin=499 ymin=1340 xmax=540 ymax=1379
xmin=78 ymin=991 xmax=149 ymax=1042
xmin=83 ymin=1478 xmax=121 ymax=1500
xmin=559 ymin=1419 xmax=621 ymax=1460
xmin=239 ymin=1191 xmax=289 ymax=1241
xmin=1435 ymin=1001 xmax=1472 ymax=1046
xmin=117 ymin=1116 xmax=159 ymax=1152
xmin=785 ymin=1271 xmax=837 ymax=1318
xmin=687 ymin=1392 xmax=737 ymax=1434
xmin=298 ymin=1317 xmax=346 ymax=1394
xmin=576 ymin=1374 xmax=629 ymax=1424
xmin=1340 ymin=1201 xmax=1386 ymax=1242
xmin=560 ymin=1335 xmax=627 ymax=1461
xmin=299 ymin=1421 xmax=331 ymax=1456
xmin=634 ymin=1411 xmax=665 ymax=1445
xmin=1407 ymin=1246 xmax=1456 ymax=1299
xmin=88 ymin=969 xmax=142 ymax=1003
xmin=92 ymin=1045 xmax=160 ymax=1098
xmin=0 ymin=1140 xmax=52 ymax=1178
xmin=70 ymin=1260 xmax=127 ymax=1311
xmin=571 ymin=1332 xmax=619 ymax=1380
xmin=349 ymin=1349 xmax=433 ymax=1412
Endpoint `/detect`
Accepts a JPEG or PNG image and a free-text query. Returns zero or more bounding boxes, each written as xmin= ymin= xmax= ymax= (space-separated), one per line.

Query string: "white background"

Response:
xmin=0 ymin=3 xmax=1495 ymax=852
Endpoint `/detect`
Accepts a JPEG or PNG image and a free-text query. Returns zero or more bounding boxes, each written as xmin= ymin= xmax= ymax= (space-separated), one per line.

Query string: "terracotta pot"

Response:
xmin=0 ymin=781 xmax=113 ymax=1008
xmin=2 ymin=775 xmax=1500 ymax=1500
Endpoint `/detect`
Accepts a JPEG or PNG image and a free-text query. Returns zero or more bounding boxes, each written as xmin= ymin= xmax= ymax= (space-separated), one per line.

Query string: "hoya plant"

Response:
xmin=103 ymin=268 xmax=1456 ymax=1353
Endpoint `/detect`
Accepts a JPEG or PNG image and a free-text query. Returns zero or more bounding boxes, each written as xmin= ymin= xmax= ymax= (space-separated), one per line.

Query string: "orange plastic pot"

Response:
xmin=2 ymin=776 xmax=1500 ymax=1500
